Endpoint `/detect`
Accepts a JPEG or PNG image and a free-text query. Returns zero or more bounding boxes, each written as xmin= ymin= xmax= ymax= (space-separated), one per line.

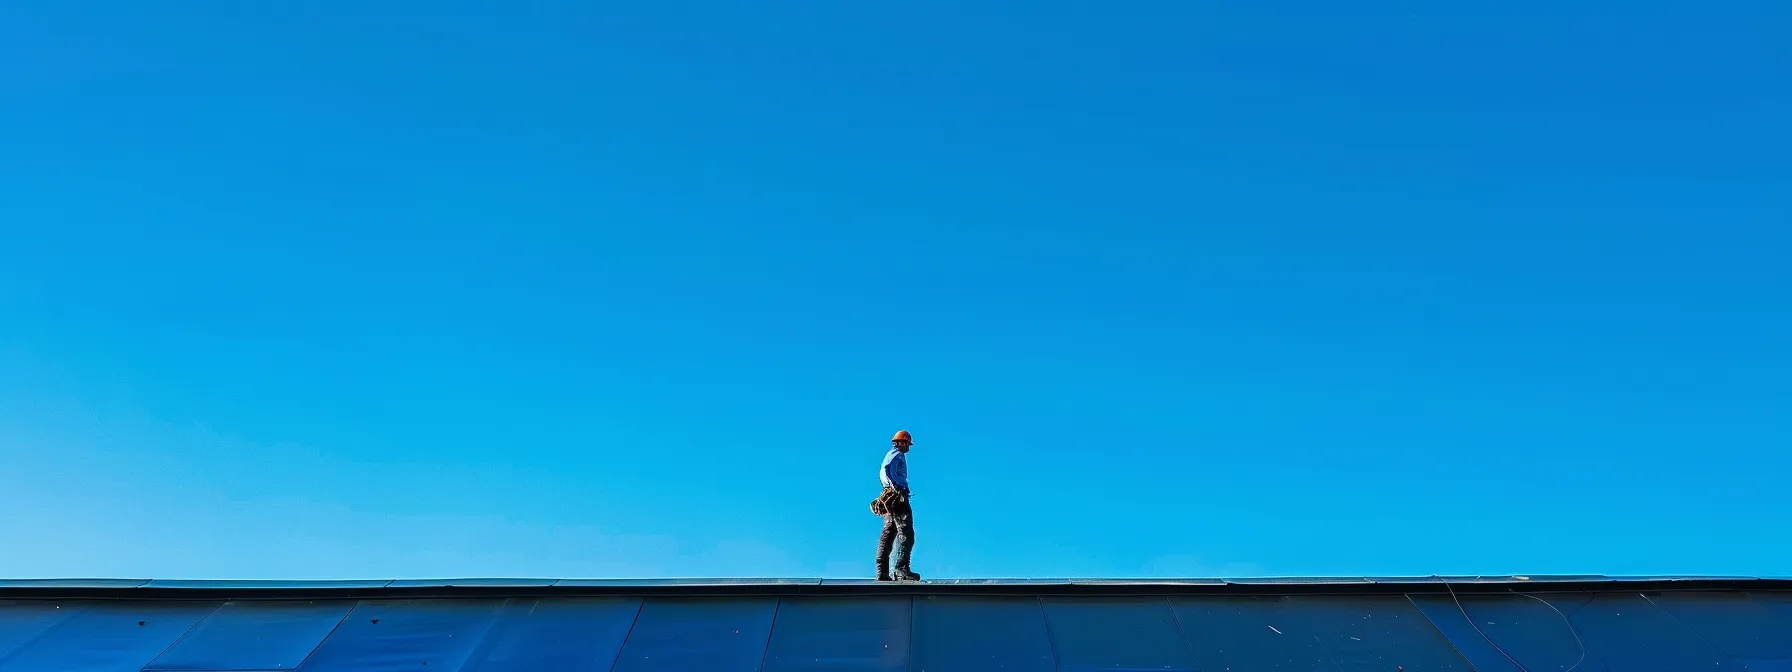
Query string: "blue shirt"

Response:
xmin=880 ymin=449 xmax=909 ymax=494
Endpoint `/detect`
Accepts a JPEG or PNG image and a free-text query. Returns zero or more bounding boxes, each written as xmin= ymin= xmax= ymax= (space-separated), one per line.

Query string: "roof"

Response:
xmin=3 ymin=574 xmax=1786 ymax=595
xmin=0 ymin=576 xmax=1788 ymax=670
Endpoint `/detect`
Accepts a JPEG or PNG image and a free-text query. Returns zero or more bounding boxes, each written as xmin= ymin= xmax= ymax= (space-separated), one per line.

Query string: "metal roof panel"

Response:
xmin=386 ymin=578 xmax=559 ymax=588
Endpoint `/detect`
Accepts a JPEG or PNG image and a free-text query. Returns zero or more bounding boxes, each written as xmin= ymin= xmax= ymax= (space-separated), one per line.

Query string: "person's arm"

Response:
xmin=890 ymin=453 xmax=910 ymax=496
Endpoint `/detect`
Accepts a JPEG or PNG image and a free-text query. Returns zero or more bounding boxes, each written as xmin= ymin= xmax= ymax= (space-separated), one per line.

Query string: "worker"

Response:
xmin=873 ymin=429 xmax=920 ymax=581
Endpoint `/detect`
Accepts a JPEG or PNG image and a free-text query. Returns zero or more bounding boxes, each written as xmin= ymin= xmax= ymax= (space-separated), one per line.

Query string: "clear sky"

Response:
xmin=1 ymin=1 xmax=1787 ymax=580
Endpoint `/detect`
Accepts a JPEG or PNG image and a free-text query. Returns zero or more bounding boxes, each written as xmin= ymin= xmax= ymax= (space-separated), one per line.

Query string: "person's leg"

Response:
xmin=875 ymin=515 xmax=897 ymax=580
xmin=891 ymin=512 xmax=918 ymax=579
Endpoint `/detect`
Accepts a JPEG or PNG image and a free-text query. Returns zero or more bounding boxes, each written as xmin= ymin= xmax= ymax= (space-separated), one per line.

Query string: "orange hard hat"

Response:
xmin=891 ymin=430 xmax=913 ymax=443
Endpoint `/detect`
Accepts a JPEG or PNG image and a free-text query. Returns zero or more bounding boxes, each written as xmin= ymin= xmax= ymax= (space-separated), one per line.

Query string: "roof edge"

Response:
xmin=1 ymin=576 xmax=1787 ymax=599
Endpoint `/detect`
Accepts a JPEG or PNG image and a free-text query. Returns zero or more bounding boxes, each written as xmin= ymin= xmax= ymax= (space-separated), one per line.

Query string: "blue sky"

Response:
xmin=1 ymin=1 xmax=1787 ymax=580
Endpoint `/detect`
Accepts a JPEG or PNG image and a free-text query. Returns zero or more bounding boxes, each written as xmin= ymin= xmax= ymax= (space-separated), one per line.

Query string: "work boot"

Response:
xmin=892 ymin=567 xmax=921 ymax=582
xmin=875 ymin=561 xmax=891 ymax=582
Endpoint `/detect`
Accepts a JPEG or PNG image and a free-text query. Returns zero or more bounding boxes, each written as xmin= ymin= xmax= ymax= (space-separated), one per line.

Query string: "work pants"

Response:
xmin=877 ymin=511 xmax=916 ymax=573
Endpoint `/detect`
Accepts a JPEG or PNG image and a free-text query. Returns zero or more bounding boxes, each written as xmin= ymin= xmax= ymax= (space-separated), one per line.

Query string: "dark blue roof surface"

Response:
xmin=0 ymin=579 xmax=1788 ymax=671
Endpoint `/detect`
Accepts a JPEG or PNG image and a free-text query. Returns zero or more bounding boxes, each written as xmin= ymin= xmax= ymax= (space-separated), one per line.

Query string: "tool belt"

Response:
xmin=869 ymin=487 xmax=911 ymax=517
